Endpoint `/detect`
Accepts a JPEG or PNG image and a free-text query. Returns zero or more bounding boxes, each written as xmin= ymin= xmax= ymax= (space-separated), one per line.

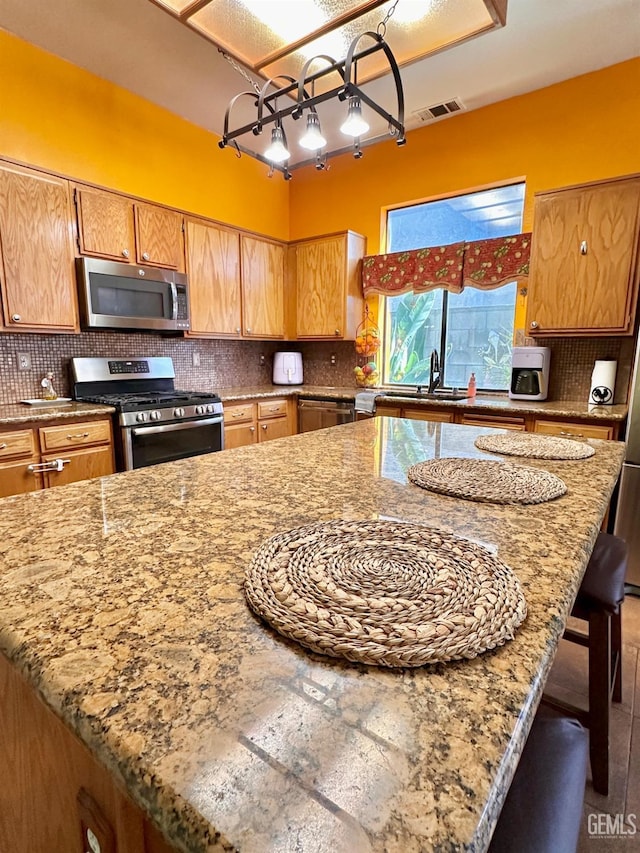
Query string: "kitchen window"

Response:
xmin=381 ymin=183 xmax=525 ymax=390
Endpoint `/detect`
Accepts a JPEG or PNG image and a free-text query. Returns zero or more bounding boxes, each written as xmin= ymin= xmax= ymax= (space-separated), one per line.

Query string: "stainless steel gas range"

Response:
xmin=71 ymin=357 xmax=224 ymax=470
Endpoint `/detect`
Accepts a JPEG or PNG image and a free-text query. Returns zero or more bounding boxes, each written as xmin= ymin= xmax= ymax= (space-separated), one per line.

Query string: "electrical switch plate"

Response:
xmin=17 ymin=352 xmax=31 ymax=370
xmin=259 ymin=354 xmax=266 ymax=366
xmin=192 ymin=351 xmax=201 ymax=367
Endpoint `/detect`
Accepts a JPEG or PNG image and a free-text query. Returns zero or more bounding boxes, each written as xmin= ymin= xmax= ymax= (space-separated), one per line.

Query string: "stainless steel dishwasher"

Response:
xmin=298 ymin=398 xmax=355 ymax=432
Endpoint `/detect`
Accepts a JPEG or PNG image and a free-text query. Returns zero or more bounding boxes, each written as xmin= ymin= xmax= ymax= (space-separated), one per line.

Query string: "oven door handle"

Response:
xmin=131 ymin=416 xmax=223 ymax=437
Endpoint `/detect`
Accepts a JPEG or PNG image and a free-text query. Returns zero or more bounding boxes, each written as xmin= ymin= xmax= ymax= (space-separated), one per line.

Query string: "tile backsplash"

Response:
xmin=0 ymin=331 xmax=634 ymax=405
xmin=0 ymin=333 xmax=358 ymax=403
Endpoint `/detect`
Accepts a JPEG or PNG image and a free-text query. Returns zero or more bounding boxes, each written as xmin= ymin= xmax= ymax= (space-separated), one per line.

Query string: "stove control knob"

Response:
xmin=149 ymin=410 xmax=162 ymax=421
xmin=195 ymin=405 xmax=205 ymax=415
xmin=174 ymin=407 xmax=185 ymax=418
xmin=206 ymin=404 xmax=214 ymax=414
xmin=136 ymin=412 xmax=148 ymax=423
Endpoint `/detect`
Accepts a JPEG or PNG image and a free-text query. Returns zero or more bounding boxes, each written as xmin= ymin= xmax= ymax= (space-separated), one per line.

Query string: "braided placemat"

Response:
xmin=474 ymin=432 xmax=596 ymax=460
xmin=244 ymin=519 xmax=527 ymax=667
xmin=408 ymin=457 xmax=567 ymax=504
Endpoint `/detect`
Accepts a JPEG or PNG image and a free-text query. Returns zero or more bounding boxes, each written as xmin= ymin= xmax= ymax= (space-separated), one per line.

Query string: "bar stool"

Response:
xmin=489 ymin=714 xmax=588 ymax=853
xmin=543 ymin=532 xmax=627 ymax=795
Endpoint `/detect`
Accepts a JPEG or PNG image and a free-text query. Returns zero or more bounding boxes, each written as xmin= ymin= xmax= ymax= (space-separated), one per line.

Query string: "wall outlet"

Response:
xmin=330 ymin=353 xmax=337 ymax=365
xmin=259 ymin=354 xmax=266 ymax=366
xmin=192 ymin=351 xmax=201 ymax=367
xmin=17 ymin=352 xmax=31 ymax=370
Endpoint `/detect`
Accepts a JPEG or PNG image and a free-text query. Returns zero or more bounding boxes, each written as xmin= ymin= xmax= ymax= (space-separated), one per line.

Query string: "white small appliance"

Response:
xmin=589 ymin=360 xmax=617 ymax=405
xmin=273 ymin=351 xmax=303 ymax=385
xmin=509 ymin=346 xmax=551 ymax=401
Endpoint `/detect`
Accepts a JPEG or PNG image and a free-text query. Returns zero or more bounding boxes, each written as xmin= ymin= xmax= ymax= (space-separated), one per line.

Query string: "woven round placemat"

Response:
xmin=244 ymin=519 xmax=527 ymax=667
xmin=474 ymin=432 xmax=595 ymax=460
xmin=407 ymin=457 xmax=566 ymax=504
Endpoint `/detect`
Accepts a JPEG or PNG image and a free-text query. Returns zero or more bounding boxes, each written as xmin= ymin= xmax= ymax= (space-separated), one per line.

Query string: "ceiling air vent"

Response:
xmin=414 ymin=99 xmax=465 ymax=122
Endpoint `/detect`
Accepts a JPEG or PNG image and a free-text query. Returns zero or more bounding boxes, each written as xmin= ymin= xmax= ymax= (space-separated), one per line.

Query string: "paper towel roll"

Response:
xmin=589 ymin=360 xmax=617 ymax=405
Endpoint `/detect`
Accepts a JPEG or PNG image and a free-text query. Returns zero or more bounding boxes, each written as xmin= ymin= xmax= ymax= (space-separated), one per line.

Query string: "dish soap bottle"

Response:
xmin=467 ymin=372 xmax=477 ymax=398
xmin=41 ymin=371 xmax=58 ymax=401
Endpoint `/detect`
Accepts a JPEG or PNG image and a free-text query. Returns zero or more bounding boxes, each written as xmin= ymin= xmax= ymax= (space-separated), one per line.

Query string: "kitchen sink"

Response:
xmin=379 ymin=389 xmax=471 ymax=402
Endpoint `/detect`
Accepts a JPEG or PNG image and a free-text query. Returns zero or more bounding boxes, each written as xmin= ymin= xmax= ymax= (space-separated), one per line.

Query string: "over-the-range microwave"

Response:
xmin=76 ymin=257 xmax=190 ymax=333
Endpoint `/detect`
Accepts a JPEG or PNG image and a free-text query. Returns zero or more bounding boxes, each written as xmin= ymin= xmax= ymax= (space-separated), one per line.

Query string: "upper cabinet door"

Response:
xmin=241 ymin=236 xmax=285 ymax=339
xmin=134 ymin=203 xmax=184 ymax=270
xmin=75 ymin=186 xmax=135 ymax=262
xmin=186 ymin=219 xmax=242 ymax=337
xmin=294 ymin=232 xmax=366 ymax=339
xmin=0 ymin=163 xmax=78 ymax=332
xmin=526 ymin=176 xmax=640 ymax=336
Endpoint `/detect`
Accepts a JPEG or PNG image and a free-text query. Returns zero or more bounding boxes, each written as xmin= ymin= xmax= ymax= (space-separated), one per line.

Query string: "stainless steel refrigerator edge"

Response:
xmin=614 ymin=334 xmax=640 ymax=592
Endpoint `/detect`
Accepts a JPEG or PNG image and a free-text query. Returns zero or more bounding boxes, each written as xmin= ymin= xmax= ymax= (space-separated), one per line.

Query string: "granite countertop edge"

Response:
xmin=0 ymin=401 xmax=116 ymax=425
xmin=217 ymin=385 xmax=628 ymax=421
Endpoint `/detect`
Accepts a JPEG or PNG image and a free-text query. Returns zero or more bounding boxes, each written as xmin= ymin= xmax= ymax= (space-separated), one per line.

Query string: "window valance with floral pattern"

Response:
xmin=362 ymin=233 xmax=532 ymax=297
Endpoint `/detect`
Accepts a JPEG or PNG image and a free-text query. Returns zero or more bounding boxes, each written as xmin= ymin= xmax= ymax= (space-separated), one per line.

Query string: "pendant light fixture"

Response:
xmin=219 ymin=4 xmax=405 ymax=179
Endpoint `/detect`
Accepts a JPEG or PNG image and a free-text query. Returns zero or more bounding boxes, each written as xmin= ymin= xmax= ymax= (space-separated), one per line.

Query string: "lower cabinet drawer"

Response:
xmin=401 ymin=408 xmax=455 ymax=423
xmin=40 ymin=420 xmax=112 ymax=452
xmin=224 ymin=403 xmax=255 ymax=425
xmin=257 ymin=399 xmax=288 ymax=419
xmin=0 ymin=429 xmax=36 ymax=461
xmin=534 ymin=420 xmax=614 ymax=440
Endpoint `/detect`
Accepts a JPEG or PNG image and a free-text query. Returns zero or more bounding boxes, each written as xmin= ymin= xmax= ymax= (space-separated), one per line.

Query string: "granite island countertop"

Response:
xmin=0 ymin=420 xmax=625 ymax=852
xmin=216 ymin=385 xmax=628 ymax=422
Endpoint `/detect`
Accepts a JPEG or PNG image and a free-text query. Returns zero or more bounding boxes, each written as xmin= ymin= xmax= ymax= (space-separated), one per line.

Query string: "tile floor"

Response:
xmin=543 ymin=593 xmax=640 ymax=850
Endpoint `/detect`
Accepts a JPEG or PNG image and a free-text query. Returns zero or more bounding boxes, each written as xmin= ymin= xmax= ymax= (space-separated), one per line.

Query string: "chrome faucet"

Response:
xmin=428 ymin=349 xmax=441 ymax=394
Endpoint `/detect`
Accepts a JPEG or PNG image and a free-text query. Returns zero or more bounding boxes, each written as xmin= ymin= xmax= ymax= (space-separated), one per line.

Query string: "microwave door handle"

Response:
xmin=170 ymin=282 xmax=178 ymax=320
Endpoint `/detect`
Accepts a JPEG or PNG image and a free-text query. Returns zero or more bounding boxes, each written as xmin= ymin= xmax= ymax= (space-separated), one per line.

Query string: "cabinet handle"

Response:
xmin=530 ymin=321 xmax=539 ymax=329
xmin=11 ymin=314 xmax=21 ymax=322
xmin=122 ymin=248 xmax=130 ymax=258
xmin=269 ymin=407 xmax=280 ymax=412
xmin=236 ymin=327 xmax=241 ymax=334
xmin=0 ymin=443 xmax=6 ymax=449
xmin=261 ymin=424 xmax=267 ymax=430
xmin=246 ymin=327 xmax=252 ymax=334
xmin=231 ymin=411 xmax=245 ymax=418
xmin=580 ymin=240 xmax=588 ymax=255
xmin=142 ymin=251 xmax=150 ymax=261
xmin=249 ymin=426 xmax=255 ymax=432
xmin=66 ymin=432 xmax=90 ymax=440
xmin=559 ymin=430 xmax=583 ymax=438
xmin=334 ymin=329 xmax=341 ymax=336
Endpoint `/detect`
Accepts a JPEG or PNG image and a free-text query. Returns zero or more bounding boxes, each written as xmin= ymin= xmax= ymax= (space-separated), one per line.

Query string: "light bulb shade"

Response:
xmin=299 ymin=112 xmax=326 ymax=151
xmin=264 ymin=125 xmax=290 ymax=163
xmin=340 ymin=96 xmax=370 ymax=137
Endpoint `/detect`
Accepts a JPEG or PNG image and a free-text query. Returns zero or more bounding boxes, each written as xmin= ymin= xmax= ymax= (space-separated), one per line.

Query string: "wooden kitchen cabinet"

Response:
xmin=241 ymin=235 xmax=285 ymax=339
xmin=0 ymin=418 xmax=115 ymax=498
xmin=526 ymin=174 xmax=640 ymax=336
xmin=75 ymin=185 xmax=185 ymax=271
xmin=401 ymin=407 xmax=455 ymax=423
xmin=186 ymin=219 xmax=242 ymax=337
xmin=223 ymin=398 xmax=295 ymax=448
xmin=291 ymin=231 xmax=366 ymax=340
xmin=0 ymin=162 xmax=78 ymax=333
xmin=533 ymin=419 xmax=614 ymax=441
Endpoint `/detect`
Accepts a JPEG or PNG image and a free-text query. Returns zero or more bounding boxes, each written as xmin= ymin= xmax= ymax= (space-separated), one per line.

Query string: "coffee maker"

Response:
xmin=509 ymin=346 xmax=551 ymax=401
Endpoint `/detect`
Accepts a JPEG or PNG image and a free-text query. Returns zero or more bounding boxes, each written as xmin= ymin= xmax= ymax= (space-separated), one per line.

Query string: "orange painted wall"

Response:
xmin=0 ymin=29 xmax=289 ymax=240
xmin=289 ymin=58 xmax=640 ymax=251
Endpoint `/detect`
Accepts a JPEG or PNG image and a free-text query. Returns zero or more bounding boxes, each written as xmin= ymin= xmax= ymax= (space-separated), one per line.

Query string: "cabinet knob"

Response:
xmin=530 ymin=321 xmax=539 ymax=329
xmin=580 ymin=240 xmax=588 ymax=255
xmin=0 ymin=442 xmax=7 ymax=449
xmin=249 ymin=426 xmax=255 ymax=432
xmin=142 ymin=251 xmax=150 ymax=261
xmin=236 ymin=327 xmax=241 ymax=334
xmin=261 ymin=423 xmax=267 ymax=430
xmin=122 ymin=249 xmax=130 ymax=258
xmin=11 ymin=314 xmax=21 ymax=322
xmin=246 ymin=328 xmax=252 ymax=334
xmin=334 ymin=329 xmax=341 ymax=336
